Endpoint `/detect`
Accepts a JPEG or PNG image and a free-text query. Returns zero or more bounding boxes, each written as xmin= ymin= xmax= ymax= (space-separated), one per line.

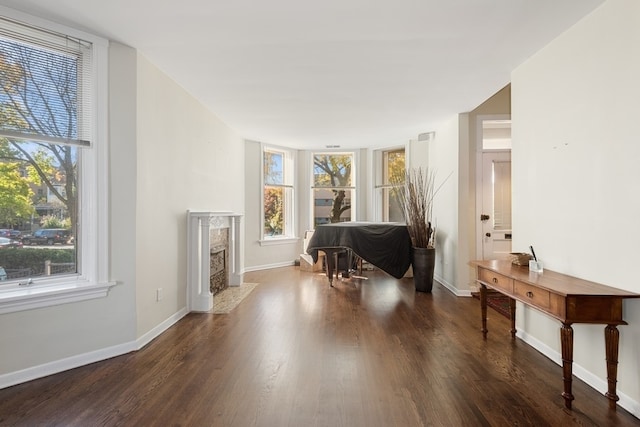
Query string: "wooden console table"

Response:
xmin=470 ymin=259 xmax=640 ymax=410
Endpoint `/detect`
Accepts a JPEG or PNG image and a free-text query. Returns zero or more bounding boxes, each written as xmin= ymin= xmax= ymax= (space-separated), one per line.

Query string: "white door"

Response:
xmin=480 ymin=151 xmax=512 ymax=260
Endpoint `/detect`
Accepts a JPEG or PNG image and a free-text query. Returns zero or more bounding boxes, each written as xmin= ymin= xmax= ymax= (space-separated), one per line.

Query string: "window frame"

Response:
xmin=373 ymin=145 xmax=406 ymax=222
xmin=0 ymin=6 xmax=114 ymax=314
xmin=311 ymin=151 xmax=357 ymax=226
xmin=259 ymin=143 xmax=297 ymax=245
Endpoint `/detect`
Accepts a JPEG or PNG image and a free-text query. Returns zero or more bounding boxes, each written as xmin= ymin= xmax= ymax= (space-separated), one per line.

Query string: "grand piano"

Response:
xmin=305 ymin=221 xmax=412 ymax=286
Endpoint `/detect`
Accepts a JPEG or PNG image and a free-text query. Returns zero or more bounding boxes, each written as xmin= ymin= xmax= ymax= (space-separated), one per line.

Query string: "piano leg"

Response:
xmin=322 ymin=249 xmax=337 ymax=287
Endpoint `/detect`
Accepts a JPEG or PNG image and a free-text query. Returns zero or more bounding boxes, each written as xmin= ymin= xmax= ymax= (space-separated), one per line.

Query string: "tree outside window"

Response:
xmin=0 ymin=162 xmax=34 ymax=226
xmin=0 ymin=18 xmax=88 ymax=281
xmin=383 ymin=149 xmax=405 ymax=222
xmin=312 ymin=153 xmax=354 ymax=226
xmin=263 ymin=147 xmax=294 ymax=239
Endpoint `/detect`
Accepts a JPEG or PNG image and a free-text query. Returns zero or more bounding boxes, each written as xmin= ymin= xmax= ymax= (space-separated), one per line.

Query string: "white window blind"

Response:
xmin=0 ymin=15 xmax=93 ymax=147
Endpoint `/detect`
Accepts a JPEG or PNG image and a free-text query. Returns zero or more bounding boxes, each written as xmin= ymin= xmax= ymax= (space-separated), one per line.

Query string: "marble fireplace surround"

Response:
xmin=187 ymin=211 xmax=243 ymax=312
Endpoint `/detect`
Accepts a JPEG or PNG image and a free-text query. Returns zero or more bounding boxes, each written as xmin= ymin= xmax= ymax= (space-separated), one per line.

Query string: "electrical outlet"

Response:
xmin=156 ymin=288 xmax=163 ymax=301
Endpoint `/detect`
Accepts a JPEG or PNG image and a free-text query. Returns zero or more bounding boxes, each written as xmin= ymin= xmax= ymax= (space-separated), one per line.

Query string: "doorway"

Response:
xmin=476 ymin=118 xmax=512 ymax=260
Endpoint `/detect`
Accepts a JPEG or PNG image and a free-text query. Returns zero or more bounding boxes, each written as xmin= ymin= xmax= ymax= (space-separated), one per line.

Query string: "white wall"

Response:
xmin=427 ymin=117 xmax=462 ymax=294
xmin=412 ymin=87 xmax=510 ymax=298
xmin=0 ymin=42 xmax=247 ymax=386
xmin=512 ymin=0 xmax=640 ymax=413
xmin=135 ymin=53 xmax=245 ymax=336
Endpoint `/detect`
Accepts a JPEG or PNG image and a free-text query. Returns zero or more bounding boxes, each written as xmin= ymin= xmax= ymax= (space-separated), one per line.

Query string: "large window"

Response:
xmin=0 ymin=10 xmax=111 ymax=313
xmin=263 ymin=146 xmax=294 ymax=240
xmin=374 ymin=147 xmax=405 ymax=222
xmin=312 ymin=153 xmax=355 ymax=226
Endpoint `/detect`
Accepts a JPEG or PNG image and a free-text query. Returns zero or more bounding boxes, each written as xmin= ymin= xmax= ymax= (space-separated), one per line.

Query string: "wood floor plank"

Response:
xmin=0 ymin=266 xmax=638 ymax=426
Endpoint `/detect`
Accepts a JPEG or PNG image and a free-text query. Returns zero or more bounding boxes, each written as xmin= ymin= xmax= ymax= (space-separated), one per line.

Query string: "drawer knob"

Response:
xmin=492 ymin=277 xmax=498 ymax=284
xmin=526 ymin=291 xmax=534 ymax=298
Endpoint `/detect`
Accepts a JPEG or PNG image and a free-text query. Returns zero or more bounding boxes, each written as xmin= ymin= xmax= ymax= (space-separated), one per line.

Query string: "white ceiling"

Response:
xmin=0 ymin=0 xmax=603 ymax=149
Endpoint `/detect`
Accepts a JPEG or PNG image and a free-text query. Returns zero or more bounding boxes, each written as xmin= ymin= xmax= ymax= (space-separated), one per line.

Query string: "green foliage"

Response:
xmin=0 ymin=41 xmax=78 ymax=231
xmin=264 ymin=187 xmax=283 ymax=235
xmin=0 ymin=162 xmax=35 ymax=226
xmin=313 ymin=154 xmax=352 ymax=187
xmin=40 ymin=215 xmax=70 ymax=229
xmin=26 ymin=150 xmax=56 ymax=184
xmin=387 ymin=150 xmax=406 ymax=184
xmin=0 ymin=134 xmax=21 ymax=158
xmin=0 ymin=248 xmax=75 ymax=277
xmin=385 ymin=150 xmax=406 ymax=222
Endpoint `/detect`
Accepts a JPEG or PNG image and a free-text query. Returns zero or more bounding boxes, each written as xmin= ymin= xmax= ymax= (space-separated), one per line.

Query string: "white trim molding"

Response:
xmin=187 ymin=211 xmax=244 ymax=312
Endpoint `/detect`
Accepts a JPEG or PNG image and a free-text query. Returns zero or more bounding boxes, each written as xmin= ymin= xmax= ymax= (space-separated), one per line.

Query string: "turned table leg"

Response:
xmin=561 ymin=323 xmax=575 ymax=409
xmin=480 ymin=284 xmax=488 ymax=339
xmin=604 ymin=324 xmax=621 ymax=410
xmin=509 ymin=297 xmax=517 ymax=339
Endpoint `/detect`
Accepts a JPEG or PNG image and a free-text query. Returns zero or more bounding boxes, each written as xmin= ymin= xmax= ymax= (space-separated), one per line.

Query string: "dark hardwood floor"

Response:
xmin=1 ymin=266 xmax=639 ymax=426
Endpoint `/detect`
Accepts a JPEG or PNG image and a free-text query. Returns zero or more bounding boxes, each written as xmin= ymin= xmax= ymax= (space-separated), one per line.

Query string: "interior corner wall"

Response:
xmin=135 ymin=52 xmax=245 ymax=337
xmin=297 ymin=149 xmax=313 ymax=237
xmin=511 ymin=0 xmax=640 ymax=412
xmin=463 ymin=85 xmax=512 ymax=291
xmin=427 ymin=116 xmax=461 ymax=294
xmin=415 ymin=84 xmax=510 ymax=296
xmin=355 ymin=148 xmax=369 ymax=221
xmin=455 ymin=113 xmax=471 ymax=295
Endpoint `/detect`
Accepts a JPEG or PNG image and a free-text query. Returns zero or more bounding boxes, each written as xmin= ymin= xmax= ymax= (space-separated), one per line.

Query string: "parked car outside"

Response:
xmin=0 ymin=229 xmax=21 ymax=238
xmin=21 ymin=229 xmax=71 ymax=246
xmin=0 ymin=237 xmax=23 ymax=249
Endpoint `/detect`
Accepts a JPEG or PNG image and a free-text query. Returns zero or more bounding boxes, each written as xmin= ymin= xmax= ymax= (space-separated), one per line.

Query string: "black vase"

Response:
xmin=411 ymin=246 xmax=435 ymax=293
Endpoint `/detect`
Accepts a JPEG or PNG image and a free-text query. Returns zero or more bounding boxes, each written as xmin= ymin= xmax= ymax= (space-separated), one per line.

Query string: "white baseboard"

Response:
xmin=518 ymin=330 xmax=640 ymax=418
xmin=135 ymin=307 xmax=189 ymax=350
xmin=435 ymin=274 xmax=472 ymax=297
xmin=0 ymin=341 xmax=136 ymax=390
xmin=0 ymin=307 xmax=189 ymax=390
xmin=243 ymin=260 xmax=295 ymax=272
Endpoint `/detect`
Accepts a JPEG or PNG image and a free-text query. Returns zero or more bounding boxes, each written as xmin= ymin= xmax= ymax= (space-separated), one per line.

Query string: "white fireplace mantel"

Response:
xmin=187 ymin=211 xmax=243 ymax=312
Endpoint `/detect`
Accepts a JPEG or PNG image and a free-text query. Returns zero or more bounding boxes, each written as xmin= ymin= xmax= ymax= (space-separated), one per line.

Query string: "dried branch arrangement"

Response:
xmin=393 ymin=168 xmax=437 ymax=248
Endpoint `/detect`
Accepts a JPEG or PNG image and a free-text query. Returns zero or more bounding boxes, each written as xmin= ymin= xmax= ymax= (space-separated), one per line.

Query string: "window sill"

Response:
xmin=0 ymin=279 xmax=117 ymax=314
xmin=259 ymin=237 xmax=300 ymax=246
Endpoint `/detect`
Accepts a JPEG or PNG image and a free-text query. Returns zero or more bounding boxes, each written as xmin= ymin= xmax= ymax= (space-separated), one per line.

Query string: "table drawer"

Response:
xmin=514 ymin=280 xmax=550 ymax=311
xmin=478 ymin=268 xmax=513 ymax=294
